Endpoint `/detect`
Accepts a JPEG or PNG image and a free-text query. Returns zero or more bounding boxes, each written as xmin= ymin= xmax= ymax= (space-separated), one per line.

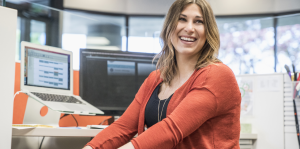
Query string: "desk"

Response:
xmin=12 ymin=127 xmax=102 ymax=149
xmin=12 ymin=127 xmax=257 ymax=149
xmin=12 ymin=127 xmax=102 ymax=137
xmin=13 ymin=127 xmax=257 ymax=138
xmin=240 ymin=133 xmax=257 ymax=149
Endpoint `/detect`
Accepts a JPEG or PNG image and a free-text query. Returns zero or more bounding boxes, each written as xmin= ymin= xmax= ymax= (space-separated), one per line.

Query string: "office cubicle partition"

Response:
xmin=0 ymin=6 xmax=17 ymax=149
xmin=237 ymin=73 xmax=300 ymax=149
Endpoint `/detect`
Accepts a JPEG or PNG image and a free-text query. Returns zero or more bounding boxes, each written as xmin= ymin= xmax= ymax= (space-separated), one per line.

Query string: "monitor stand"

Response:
xmin=22 ymin=96 xmax=61 ymax=127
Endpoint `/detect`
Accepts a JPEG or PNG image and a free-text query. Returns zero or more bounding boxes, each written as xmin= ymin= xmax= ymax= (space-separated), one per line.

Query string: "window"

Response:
xmin=30 ymin=20 xmax=46 ymax=45
xmin=62 ymin=10 xmax=126 ymax=70
xmin=128 ymin=16 xmax=164 ymax=53
xmin=276 ymin=14 xmax=300 ymax=72
xmin=216 ymin=17 xmax=275 ymax=74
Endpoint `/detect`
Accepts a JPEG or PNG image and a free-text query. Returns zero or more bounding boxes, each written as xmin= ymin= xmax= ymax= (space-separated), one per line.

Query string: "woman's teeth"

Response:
xmin=180 ymin=37 xmax=195 ymax=42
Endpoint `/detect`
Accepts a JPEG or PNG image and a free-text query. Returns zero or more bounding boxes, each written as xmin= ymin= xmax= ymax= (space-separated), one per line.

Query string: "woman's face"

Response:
xmin=171 ymin=4 xmax=206 ymax=58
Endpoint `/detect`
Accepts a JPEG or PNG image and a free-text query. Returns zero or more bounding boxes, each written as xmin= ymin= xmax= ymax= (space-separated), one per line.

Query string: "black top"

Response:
xmin=145 ymin=84 xmax=173 ymax=128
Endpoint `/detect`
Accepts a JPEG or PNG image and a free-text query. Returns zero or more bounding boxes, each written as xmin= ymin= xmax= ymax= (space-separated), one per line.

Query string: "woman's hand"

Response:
xmin=82 ymin=143 xmax=134 ymax=149
xmin=118 ymin=142 xmax=135 ymax=149
xmin=82 ymin=146 xmax=93 ymax=149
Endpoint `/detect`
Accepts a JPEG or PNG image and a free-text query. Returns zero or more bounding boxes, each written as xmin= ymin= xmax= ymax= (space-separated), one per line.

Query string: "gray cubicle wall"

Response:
xmin=0 ymin=6 xmax=17 ymax=149
xmin=237 ymin=73 xmax=288 ymax=149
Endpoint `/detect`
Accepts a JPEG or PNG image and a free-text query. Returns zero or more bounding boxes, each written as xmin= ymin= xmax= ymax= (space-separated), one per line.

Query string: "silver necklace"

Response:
xmin=158 ymin=97 xmax=169 ymax=122
xmin=158 ymin=84 xmax=171 ymax=122
xmin=157 ymin=70 xmax=195 ymax=122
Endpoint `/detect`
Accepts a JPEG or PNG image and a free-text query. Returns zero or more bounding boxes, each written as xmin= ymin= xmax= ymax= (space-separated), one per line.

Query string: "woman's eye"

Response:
xmin=179 ymin=17 xmax=186 ymax=21
xmin=195 ymin=20 xmax=203 ymax=24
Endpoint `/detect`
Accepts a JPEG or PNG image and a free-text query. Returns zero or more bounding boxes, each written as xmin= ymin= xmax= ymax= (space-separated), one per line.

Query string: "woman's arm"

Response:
xmin=85 ymin=98 xmax=141 ymax=149
xmin=84 ymin=75 xmax=153 ymax=149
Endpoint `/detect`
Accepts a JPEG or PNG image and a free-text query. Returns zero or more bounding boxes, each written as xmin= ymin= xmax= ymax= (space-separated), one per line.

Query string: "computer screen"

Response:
xmin=80 ymin=49 xmax=157 ymax=115
xmin=24 ymin=47 xmax=71 ymax=90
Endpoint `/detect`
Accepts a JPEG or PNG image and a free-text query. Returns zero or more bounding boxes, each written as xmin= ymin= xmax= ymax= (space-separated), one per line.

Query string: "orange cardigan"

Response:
xmin=86 ymin=63 xmax=241 ymax=149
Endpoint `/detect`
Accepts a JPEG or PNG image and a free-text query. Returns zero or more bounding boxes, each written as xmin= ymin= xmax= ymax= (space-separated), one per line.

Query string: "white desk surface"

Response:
xmin=12 ymin=127 xmax=102 ymax=137
xmin=240 ymin=133 xmax=257 ymax=139
xmin=12 ymin=127 xmax=257 ymax=139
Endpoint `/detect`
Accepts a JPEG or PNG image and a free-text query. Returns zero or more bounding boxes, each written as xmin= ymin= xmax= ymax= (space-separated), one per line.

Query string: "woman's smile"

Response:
xmin=178 ymin=35 xmax=198 ymax=48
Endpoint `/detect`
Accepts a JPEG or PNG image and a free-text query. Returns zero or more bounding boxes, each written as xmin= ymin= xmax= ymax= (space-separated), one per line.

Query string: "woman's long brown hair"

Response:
xmin=154 ymin=0 xmax=221 ymax=85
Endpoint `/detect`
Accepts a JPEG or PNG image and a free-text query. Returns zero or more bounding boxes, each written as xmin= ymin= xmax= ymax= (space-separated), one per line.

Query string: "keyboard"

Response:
xmin=31 ymin=92 xmax=84 ymax=104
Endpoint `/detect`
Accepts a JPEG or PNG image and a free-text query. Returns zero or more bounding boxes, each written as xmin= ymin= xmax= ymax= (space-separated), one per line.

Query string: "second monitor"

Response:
xmin=80 ymin=49 xmax=157 ymax=116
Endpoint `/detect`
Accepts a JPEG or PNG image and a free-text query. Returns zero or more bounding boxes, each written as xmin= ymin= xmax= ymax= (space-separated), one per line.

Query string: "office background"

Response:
xmin=2 ymin=0 xmax=300 ymax=148
xmin=5 ymin=0 xmax=300 ymax=129
xmin=7 ymin=0 xmax=300 ymax=74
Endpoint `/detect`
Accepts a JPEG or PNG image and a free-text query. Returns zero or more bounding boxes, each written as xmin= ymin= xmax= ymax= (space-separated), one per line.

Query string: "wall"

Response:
xmin=236 ymin=73 xmax=285 ymax=149
xmin=0 ymin=6 xmax=17 ymax=149
xmin=64 ymin=0 xmax=127 ymax=14
xmin=64 ymin=0 xmax=300 ymax=15
xmin=210 ymin=0 xmax=300 ymax=15
xmin=63 ymin=0 xmax=174 ymax=15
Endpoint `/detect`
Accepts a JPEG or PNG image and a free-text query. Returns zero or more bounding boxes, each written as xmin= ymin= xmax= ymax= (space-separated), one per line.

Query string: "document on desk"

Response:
xmin=12 ymin=127 xmax=35 ymax=130
xmin=12 ymin=124 xmax=55 ymax=128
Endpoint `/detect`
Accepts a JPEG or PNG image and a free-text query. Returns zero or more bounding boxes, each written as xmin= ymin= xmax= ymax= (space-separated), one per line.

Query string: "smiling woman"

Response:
xmin=83 ymin=0 xmax=241 ymax=149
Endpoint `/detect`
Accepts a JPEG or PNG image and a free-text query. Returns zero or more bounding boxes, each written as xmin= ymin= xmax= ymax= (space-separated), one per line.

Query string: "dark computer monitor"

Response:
xmin=79 ymin=49 xmax=157 ymax=115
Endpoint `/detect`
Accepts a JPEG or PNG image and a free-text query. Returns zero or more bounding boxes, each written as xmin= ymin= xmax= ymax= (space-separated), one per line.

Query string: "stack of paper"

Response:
xmin=12 ymin=124 xmax=55 ymax=128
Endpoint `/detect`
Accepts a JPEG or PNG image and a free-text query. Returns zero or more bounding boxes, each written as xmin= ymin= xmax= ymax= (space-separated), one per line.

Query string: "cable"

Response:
xmin=59 ymin=114 xmax=79 ymax=127
xmin=39 ymin=136 xmax=45 ymax=149
xmin=99 ymin=118 xmax=108 ymax=125
xmin=60 ymin=114 xmax=69 ymax=119
xmin=13 ymin=91 xmax=26 ymax=100
xmin=71 ymin=114 xmax=78 ymax=127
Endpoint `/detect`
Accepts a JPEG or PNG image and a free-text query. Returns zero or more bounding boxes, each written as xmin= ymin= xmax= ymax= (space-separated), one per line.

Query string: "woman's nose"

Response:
xmin=184 ymin=21 xmax=195 ymax=33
